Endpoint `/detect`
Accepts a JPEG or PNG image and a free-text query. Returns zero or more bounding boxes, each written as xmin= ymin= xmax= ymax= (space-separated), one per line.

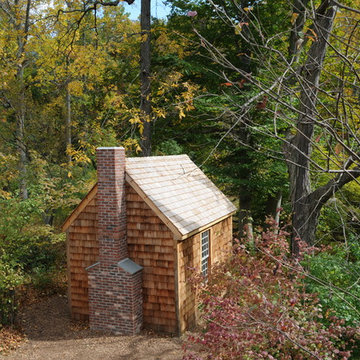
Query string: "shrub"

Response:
xmin=0 ymin=261 xmax=24 ymax=325
xmin=184 ymin=220 xmax=358 ymax=360
xmin=0 ymin=196 xmax=66 ymax=326
xmin=0 ymin=197 xmax=66 ymax=272
xmin=304 ymin=238 xmax=360 ymax=326
xmin=31 ymin=265 xmax=67 ymax=295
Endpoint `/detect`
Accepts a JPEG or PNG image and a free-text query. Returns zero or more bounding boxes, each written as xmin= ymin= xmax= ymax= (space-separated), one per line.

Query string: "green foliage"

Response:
xmin=31 ymin=265 xmax=67 ymax=295
xmin=0 ymin=176 xmax=69 ymax=325
xmin=0 ymin=197 xmax=65 ymax=272
xmin=0 ymin=260 xmax=24 ymax=325
xmin=304 ymin=240 xmax=360 ymax=326
xmin=316 ymin=186 xmax=360 ymax=245
xmin=155 ymin=140 xmax=184 ymax=155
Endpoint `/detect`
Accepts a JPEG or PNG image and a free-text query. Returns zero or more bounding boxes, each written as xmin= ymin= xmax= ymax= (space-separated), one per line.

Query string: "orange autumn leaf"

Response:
xmin=237 ymin=79 xmax=246 ymax=88
xmin=291 ymin=13 xmax=299 ymax=25
xmin=306 ymin=35 xmax=316 ymax=42
xmin=308 ymin=27 xmax=318 ymax=40
xmin=334 ymin=143 xmax=343 ymax=155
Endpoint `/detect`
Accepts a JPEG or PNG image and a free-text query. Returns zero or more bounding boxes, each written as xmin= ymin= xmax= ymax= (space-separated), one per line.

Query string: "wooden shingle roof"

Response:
xmin=62 ymin=154 xmax=236 ymax=238
xmin=125 ymin=155 xmax=236 ymax=239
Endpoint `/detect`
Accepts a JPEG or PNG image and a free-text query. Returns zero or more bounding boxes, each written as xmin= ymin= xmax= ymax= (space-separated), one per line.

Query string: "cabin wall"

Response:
xmin=126 ymin=184 xmax=177 ymax=333
xmin=211 ymin=216 xmax=233 ymax=264
xmin=67 ymin=185 xmax=177 ymax=332
xmin=67 ymin=197 xmax=99 ymax=320
xmin=66 ymin=183 xmax=232 ymax=333
xmin=177 ymin=216 xmax=233 ymax=333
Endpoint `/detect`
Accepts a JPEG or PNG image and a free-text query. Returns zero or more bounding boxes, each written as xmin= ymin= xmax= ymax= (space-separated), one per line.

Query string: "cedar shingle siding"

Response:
xmin=177 ymin=216 xmax=233 ymax=332
xmin=67 ymin=196 xmax=98 ymax=320
xmin=126 ymin=184 xmax=177 ymax=333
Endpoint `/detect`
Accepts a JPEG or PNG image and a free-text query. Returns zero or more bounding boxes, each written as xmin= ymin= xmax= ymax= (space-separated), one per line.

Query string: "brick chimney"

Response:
xmin=87 ymin=147 xmax=143 ymax=334
xmin=97 ymin=147 xmax=128 ymax=263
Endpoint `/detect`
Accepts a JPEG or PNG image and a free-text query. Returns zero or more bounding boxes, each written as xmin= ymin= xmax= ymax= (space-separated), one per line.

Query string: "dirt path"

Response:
xmin=0 ymin=295 xmax=183 ymax=360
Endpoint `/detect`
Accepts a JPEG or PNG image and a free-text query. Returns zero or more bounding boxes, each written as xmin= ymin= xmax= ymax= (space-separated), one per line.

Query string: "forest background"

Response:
xmin=1 ymin=0 xmax=360 ymax=358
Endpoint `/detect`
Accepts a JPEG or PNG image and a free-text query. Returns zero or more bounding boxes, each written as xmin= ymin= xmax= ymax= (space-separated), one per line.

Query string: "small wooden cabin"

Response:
xmin=62 ymin=147 xmax=236 ymax=335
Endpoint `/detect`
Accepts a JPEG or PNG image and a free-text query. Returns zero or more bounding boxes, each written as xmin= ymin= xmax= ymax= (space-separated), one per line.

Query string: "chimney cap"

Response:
xmin=118 ymin=258 xmax=143 ymax=274
xmin=97 ymin=147 xmax=125 ymax=150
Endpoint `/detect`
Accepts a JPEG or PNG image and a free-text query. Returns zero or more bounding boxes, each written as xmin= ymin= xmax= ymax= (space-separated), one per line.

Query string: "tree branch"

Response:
xmin=311 ymin=165 xmax=360 ymax=208
xmin=331 ymin=0 xmax=360 ymax=15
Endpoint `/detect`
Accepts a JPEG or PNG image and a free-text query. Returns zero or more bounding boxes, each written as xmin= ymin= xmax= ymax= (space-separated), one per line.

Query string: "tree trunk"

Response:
xmin=140 ymin=0 xmax=152 ymax=156
xmin=239 ymin=191 xmax=253 ymax=241
xmin=65 ymin=5 xmax=72 ymax=164
xmin=16 ymin=68 xmax=28 ymax=200
xmin=290 ymin=197 xmax=321 ymax=254
xmin=265 ymin=191 xmax=282 ymax=232
xmin=65 ymin=83 xmax=72 ymax=163
xmin=285 ymin=1 xmax=337 ymax=254
xmin=288 ymin=0 xmax=310 ymax=57
xmin=15 ymin=0 xmax=31 ymax=200
xmin=274 ymin=191 xmax=282 ymax=232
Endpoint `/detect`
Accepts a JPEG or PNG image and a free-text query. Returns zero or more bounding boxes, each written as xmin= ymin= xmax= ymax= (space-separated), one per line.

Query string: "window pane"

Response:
xmin=201 ymin=230 xmax=210 ymax=276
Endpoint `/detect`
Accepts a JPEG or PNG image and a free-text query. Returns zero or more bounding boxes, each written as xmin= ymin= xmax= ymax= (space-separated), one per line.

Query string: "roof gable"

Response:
xmin=126 ymin=155 xmax=236 ymax=238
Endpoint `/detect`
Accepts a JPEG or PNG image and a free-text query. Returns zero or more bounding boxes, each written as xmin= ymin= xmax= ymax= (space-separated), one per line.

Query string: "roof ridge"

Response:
xmin=126 ymin=154 xmax=189 ymax=161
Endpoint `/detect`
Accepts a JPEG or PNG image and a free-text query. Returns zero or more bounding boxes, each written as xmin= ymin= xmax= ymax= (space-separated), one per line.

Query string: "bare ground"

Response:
xmin=0 ymin=295 xmax=184 ymax=360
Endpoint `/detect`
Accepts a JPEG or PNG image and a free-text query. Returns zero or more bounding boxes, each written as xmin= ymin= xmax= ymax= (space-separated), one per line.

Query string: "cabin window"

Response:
xmin=201 ymin=230 xmax=210 ymax=277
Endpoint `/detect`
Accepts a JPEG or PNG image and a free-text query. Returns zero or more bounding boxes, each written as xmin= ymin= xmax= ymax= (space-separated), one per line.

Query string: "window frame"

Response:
xmin=200 ymin=229 xmax=210 ymax=277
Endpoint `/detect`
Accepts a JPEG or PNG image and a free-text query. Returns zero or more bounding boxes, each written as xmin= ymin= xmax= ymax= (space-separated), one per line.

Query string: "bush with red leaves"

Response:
xmin=183 ymin=220 xmax=359 ymax=360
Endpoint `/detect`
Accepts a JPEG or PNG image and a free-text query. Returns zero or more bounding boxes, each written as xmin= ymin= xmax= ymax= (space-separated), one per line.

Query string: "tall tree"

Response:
xmin=285 ymin=1 xmax=338 ymax=254
xmin=0 ymin=0 xmax=33 ymax=199
xmin=16 ymin=0 xmax=32 ymax=199
xmin=139 ymin=0 xmax=152 ymax=155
